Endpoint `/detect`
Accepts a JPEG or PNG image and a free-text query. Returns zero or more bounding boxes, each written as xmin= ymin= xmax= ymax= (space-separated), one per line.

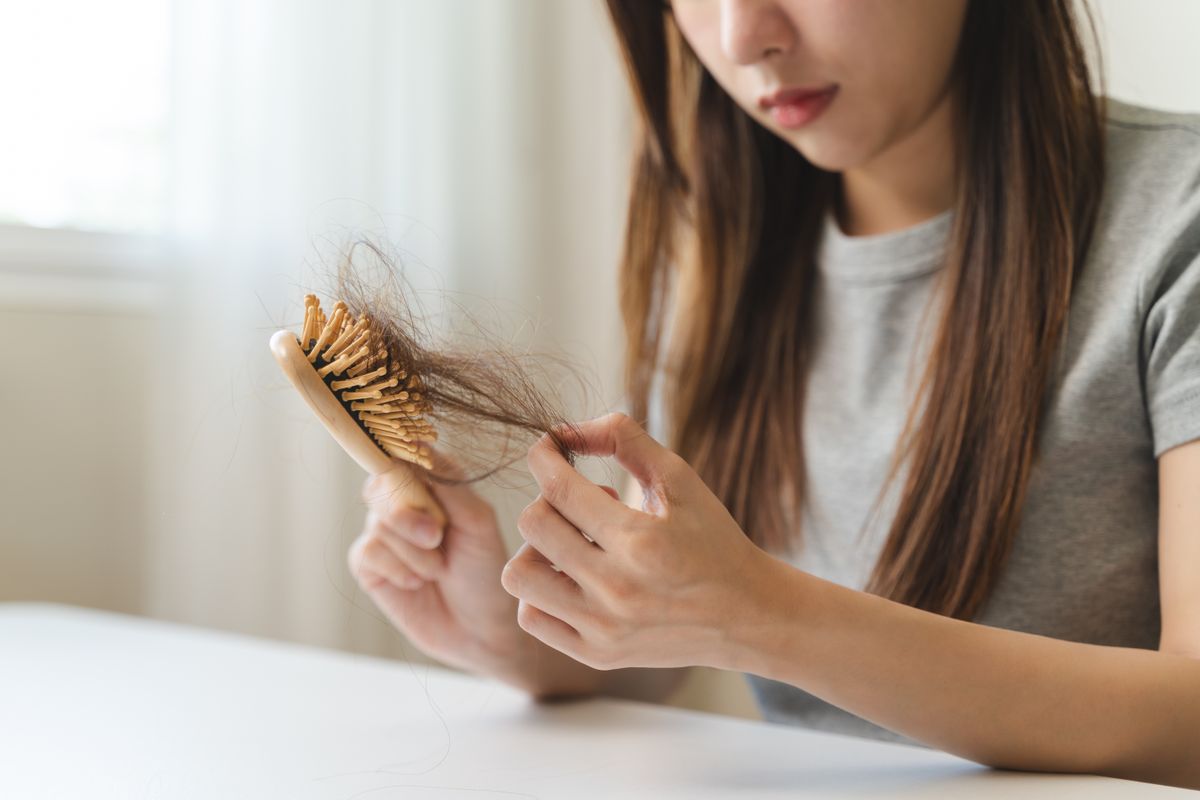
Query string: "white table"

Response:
xmin=0 ymin=604 xmax=1188 ymax=799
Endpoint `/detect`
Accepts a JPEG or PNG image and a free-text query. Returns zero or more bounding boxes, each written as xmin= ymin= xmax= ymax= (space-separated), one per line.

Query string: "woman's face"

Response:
xmin=668 ymin=0 xmax=969 ymax=172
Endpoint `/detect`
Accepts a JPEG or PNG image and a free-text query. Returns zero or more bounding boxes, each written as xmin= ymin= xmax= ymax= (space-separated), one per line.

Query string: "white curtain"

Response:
xmin=146 ymin=0 xmax=630 ymax=657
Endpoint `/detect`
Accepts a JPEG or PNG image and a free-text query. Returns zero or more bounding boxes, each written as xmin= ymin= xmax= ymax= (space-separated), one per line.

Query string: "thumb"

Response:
xmin=554 ymin=412 xmax=678 ymax=489
xmin=361 ymin=447 xmax=475 ymax=528
xmin=422 ymin=446 xmax=496 ymax=534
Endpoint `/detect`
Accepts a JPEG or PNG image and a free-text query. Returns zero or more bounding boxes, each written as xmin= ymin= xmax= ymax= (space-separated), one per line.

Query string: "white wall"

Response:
xmin=0 ymin=306 xmax=152 ymax=613
xmin=1086 ymin=0 xmax=1200 ymax=112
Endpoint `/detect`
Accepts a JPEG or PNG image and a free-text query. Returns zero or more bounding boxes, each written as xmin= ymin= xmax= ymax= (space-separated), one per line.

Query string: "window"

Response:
xmin=0 ymin=0 xmax=170 ymax=234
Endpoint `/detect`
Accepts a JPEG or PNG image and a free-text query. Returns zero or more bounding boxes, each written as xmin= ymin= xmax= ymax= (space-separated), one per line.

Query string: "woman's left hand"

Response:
xmin=500 ymin=412 xmax=769 ymax=671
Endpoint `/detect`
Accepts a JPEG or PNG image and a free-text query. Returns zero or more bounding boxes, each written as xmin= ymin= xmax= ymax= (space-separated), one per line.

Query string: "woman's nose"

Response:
xmin=719 ymin=0 xmax=797 ymax=65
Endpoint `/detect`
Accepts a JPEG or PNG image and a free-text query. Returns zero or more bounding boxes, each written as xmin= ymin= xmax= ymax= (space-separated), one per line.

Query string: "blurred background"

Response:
xmin=2 ymin=0 xmax=1199 ymax=720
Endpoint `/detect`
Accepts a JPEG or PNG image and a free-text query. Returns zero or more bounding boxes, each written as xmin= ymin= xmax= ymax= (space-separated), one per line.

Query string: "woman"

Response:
xmin=349 ymin=0 xmax=1200 ymax=788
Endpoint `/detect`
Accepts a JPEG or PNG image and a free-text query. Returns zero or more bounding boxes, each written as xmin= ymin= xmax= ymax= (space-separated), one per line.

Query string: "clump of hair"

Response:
xmin=315 ymin=238 xmax=592 ymax=488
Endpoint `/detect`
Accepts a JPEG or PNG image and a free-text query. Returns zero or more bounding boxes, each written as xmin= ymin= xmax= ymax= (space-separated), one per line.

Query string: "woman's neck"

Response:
xmin=835 ymin=87 xmax=958 ymax=237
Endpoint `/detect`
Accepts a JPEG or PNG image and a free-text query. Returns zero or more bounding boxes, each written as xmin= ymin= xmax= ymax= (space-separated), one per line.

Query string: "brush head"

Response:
xmin=284 ymin=293 xmax=437 ymax=471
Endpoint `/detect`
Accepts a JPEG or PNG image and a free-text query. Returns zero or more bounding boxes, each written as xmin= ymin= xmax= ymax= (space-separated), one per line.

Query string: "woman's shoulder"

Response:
xmin=1103 ymin=98 xmax=1200 ymax=209
xmin=1095 ymin=99 xmax=1200 ymax=277
xmin=1068 ymin=101 xmax=1200 ymax=459
xmin=1105 ymin=97 xmax=1200 ymax=133
xmin=1081 ymin=100 xmax=1199 ymax=352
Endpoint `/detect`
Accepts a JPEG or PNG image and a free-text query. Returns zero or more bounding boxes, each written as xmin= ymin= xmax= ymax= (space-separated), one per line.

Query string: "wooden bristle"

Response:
xmin=298 ymin=293 xmax=436 ymax=470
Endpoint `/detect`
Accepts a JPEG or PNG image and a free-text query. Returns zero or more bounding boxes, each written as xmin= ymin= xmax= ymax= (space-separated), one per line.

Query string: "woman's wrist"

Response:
xmin=717 ymin=550 xmax=816 ymax=677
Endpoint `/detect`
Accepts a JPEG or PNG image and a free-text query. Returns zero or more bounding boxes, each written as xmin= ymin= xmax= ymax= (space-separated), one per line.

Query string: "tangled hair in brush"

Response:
xmin=320 ymin=238 xmax=591 ymax=487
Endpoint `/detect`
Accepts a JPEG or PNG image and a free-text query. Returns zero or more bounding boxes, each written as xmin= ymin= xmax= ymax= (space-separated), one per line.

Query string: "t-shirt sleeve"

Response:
xmin=1141 ymin=198 xmax=1200 ymax=456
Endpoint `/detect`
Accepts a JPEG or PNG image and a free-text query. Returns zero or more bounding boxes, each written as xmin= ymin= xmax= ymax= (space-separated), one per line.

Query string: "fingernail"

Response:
xmin=415 ymin=518 xmax=441 ymax=547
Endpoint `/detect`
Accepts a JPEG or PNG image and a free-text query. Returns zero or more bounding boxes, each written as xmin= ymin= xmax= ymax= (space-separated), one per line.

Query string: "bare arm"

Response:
xmin=726 ymin=440 xmax=1200 ymax=789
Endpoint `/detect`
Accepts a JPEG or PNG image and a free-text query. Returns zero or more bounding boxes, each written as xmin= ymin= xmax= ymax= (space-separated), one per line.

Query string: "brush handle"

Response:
xmin=269 ymin=330 xmax=447 ymax=527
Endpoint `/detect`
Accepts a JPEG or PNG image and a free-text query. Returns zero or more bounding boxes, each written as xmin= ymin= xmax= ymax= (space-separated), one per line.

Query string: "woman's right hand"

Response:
xmin=348 ymin=451 xmax=526 ymax=678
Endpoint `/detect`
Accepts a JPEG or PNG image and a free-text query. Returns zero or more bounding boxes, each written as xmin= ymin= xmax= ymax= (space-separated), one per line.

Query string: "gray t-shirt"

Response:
xmin=650 ymin=99 xmax=1200 ymax=745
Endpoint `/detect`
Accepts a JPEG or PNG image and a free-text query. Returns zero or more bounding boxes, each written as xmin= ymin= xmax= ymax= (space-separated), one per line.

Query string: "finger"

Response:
xmin=423 ymin=447 xmax=498 ymax=538
xmin=515 ymin=600 xmax=588 ymax=663
xmin=553 ymin=411 xmax=680 ymax=489
xmin=369 ymin=505 xmax=443 ymax=549
xmin=349 ymin=531 xmax=424 ymax=590
xmin=377 ymin=517 xmax=446 ymax=580
xmin=501 ymin=543 xmax=589 ymax=631
xmin=517 ymin=494 xmax=601 ymax=579
xmin=527 ymin=435 xmax=635 ymax=546
xmin=356 ymin=567 xmax=390 ymax=591
xmin=361 ymin=470 xmax=447 ymax=548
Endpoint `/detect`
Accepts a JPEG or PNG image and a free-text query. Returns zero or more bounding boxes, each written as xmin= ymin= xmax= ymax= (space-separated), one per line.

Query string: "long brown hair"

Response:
xmin=604 ymin=0 xmax=1106 ymax=620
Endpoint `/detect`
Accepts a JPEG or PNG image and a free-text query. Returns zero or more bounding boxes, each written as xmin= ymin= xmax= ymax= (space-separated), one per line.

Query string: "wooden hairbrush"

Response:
xmin=270 ymin=294 xmax=446 ymax=528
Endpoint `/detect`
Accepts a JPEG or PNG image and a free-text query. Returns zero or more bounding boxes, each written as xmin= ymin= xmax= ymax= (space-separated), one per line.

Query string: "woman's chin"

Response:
xmin=778 ymin=131 xmax=869 ymax=174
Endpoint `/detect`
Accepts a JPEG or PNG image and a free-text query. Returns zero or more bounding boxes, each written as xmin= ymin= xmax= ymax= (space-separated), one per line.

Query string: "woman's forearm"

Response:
xmin=725 ymin=553 xmax=1200 ymax=789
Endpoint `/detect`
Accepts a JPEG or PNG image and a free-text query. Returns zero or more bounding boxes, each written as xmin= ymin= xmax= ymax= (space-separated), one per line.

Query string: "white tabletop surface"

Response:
xmin=0 ymin=603 xmax=1190 ymax=799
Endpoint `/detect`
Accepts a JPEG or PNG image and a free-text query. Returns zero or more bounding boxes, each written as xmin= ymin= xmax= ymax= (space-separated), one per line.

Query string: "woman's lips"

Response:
xmin=758 ymin=85 xmax=838 ymax=129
